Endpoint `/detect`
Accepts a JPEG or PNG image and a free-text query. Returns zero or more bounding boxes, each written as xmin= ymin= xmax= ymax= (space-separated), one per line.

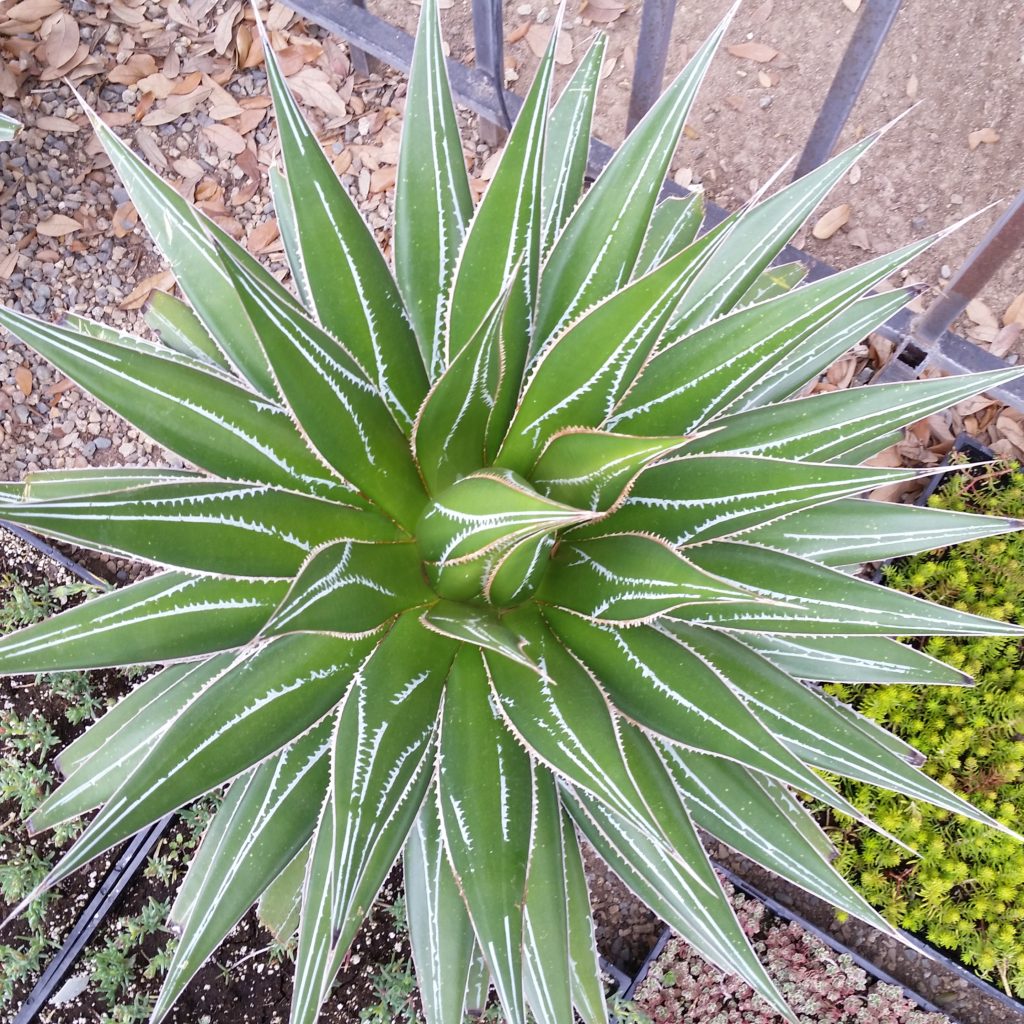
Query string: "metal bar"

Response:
xmin=472 ymin=0 xmax=511 ymax=142
xmin=913 ymin=188 xmax=1024 ymax=344
xmin=792 ymin=0 xmax=902 ymax=180
xmin=14 ymin=816 xmax=174 ymax=1024
xmin=346 ymin=0 xmax=380 ymax=76
xmin=626 ymin=0 xmax=678 ymax=133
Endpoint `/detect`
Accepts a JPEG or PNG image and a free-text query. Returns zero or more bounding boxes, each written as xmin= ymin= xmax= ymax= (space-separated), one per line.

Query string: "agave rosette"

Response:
xmin=1 ymin=2 xmax=1022 ymax=1022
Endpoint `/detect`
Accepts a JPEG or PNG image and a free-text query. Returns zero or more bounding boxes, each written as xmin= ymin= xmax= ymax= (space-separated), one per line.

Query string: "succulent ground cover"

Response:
xmin=632 ymin=879 xmax=949 ymax=1024
xmin=827 ymin=458 xmax=1024 ymax=997
xmin=1 ymin=1 xmax=1024 ymax=1023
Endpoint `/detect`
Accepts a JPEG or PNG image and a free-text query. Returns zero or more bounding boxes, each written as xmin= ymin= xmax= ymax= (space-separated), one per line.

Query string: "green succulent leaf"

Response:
xmin=541 ymin=33 xmax=606 ymax=253
xmin=4 ymin=6 xmax=1024 ymax=1023
xmin=0 ymin=307 xmax=348 ymax=501
xmin=260 ymin=19 xmax=428 ymax=424
xmin=537 ymin=533 xmax=747 ymax=623
xmin=535 ymin=2 xmax=737 ymax=344
xmin=684 ymin=367 xmax=1024 ymax=462
xmin=152 ymin=723 xmax=331 ymax=1023
xmin=530 ymin=429 xmax=687 ymax=511
xmin=439 ymin=645 xmax=534 ymax=1024
xmin=733 ymin=632 xmax=970 ymax=686
xmin=292 ymin=614 xmax=454 ymax=1024
xmin=394 ymin=0 xmax=473 ymax=375
xmin=266 ymin=540 xmax=430 ymax=637
xmin=683 ymin=542 xmax=1024 ymax=635
xmin=585 ymin=454 xmax=920 ymax=545
xmin=0 ymin=111 xmax=22 ymax=141
xmin=0 ymin=482 xmax=399 ymax=578
xmin=405 ymin=794 xmax=479 ymax=1024
xmin=78 ymin=99 xmax=278 ymax=396
xmin=741 ymin=496 xmax=1024 ymax=567
xmin=634 ymin=193 xmax=704 ymax=277
xmin=0 ymin=572 xmax=286 ymax=674
xmin=144 ymin=289 xmax=231 ymax=371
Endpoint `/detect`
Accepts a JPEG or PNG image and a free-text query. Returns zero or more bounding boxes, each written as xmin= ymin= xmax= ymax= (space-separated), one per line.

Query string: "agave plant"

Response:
xmin=0 ymin=111 xmax=20 ymax=141
xmin=1 ymin=1 xmax=1022 ymax=1022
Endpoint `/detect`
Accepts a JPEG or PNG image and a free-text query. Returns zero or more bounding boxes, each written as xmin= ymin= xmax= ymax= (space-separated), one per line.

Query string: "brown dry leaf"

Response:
xmin=524 ymin=25 xmax=573 ymax=64
xmin=171 ymin=71 xmax=204 ymax=95
xmin=112 ymin=201 xmax=138 ymax=238
xmin=990 ymin=323 xmax=1021 ymax=359
xmin=968 ymin=126 xmax=1000 ymax=150
xmin=119 ymin=270 xmax=175 ymax=310
xmin=370 ymin=165 xmax=397 ymax=194
xmin=44 ymin=10 xmax=79 ymax=68
xmin=842 ymin=0 xmax=862 ymax=10
xmin=136 ymin=73 xmax=179 ymax=100
xmin=214 ymin=1 xmax=241 ymax=55
xmin=195 ymin=178 xmax=221 ymax=202
xmin=8 ymin=0 xmax=61 ymax=20
xmin=247 ymin=218 xmax=280 ymax=254
xmin=238 ymin=25 xmax=264 ymax=69
xmin=13 ymin=365 xmax=32 ymax=398
xmin=580 ymin=0 xmax=628 ymax=25
xmin=110 ymin=0 xmax=146 ymax=26
xmin=966 ymin=297 xmax=998 ymax=328
xmin=811 ymin=203 xmax=850 ymax=240
xmin=726 ymin=42 xmax=778 ymax=63
xmin=37 ymin=213 xmax=82 ymax=237
xmin=202 ymin=121 xmax=246 ymax=155
xmin=1003 ymin=290 xmax=1024 ymax=327
xmin=36 ymin=115 xmax=80 ymax=133
xmin=0 ymin=250 xmax=17 ymax=282
xmin=507 ymin=21 xmax=531 ymax=44
xmin=287 ymin=67 xmax=349 ymax=119
xmin=724 ymin=94 xmax=745 ymax=112
xmin=825 ymin=355 xmax=857 ymax=390
xmin=108 ymin=53 xmax=159 ymax=84
xmin=275 ymin=45 xmax=308 ymax=76
xmin=865 ymin=443 xmax=901 ymax=468
xmin=42 ymin=377 xmax=74 ymax=398
xmin=752 ymin=0 xmax=773 ymax=22
xmin=757 ymin=69 xmax=771 ymax=88
xmin=996 ymin=412 xmax=1024 ymax=457
xmin=674 ymin=166 xmax=693 ymax=188
xmin=142 ymin=86 xmax=213 ymax=126
xmin=925 ymin=413 xmax=955 ymax=447
xmin=267 ymin=2 xmax=294 ymax=30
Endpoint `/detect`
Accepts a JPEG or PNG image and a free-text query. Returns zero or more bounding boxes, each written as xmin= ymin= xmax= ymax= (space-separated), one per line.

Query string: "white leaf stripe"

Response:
xmin=9 ymin=467 xmax=204 ymax=502
xmin=259 ymin=19 xmax=425 ymax=425
xmin=534 ymin=2 xmax=736 ymax=345
xmin=80 ymin=97 xmax=281 ymax=396
xmin=690 ymin=365 xmax=1024 ymax=461
xmin=32 ymin=657 xmax=232 ymax=830
xmin=36 ymin=633 xmax=372 ymax=896
xmin=0 ymin=572 xmax=287 ymax=675
xmin=0 ymin=307 xmax=348 ymax=500
xmin=731 ymin=632 xmax=969 ymax=686
xmin=563 ymin=785 xmax=793 ymax=1022
xmin=742 ymin=498 xmax=1023 ymax=567
xmin=739 ymin=289 xmax=913 ymax=410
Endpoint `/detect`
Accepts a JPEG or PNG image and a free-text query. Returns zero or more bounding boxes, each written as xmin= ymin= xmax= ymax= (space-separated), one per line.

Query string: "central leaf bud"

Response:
xmin=416 ymin=469 xmax=595 ymax=607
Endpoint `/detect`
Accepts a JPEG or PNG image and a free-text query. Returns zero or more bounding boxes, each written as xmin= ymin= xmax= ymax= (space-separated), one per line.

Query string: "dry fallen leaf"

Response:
xmin=990 ymin=323 xmax=1022 ymax=359
xmin=847 ymin=226 xmax=871 ymax=250
xmin=203 ymin=124 xmax=247 ymax=155
xmin=842 ymin=0 xmax=861 ymax=11
xmin=36 ymin=213 xmax=83 ymax=237
xmin=1004 ymin=290 xmax=1024 ymax=327
xmin=112 ymin=201 xmax=139 ymax=238
xmin=35 ymin=115 xmax=80 ymax=133
xmin=996 ymin=412 xmax=1024 ymax=457
xmin=726 ymin=42 xmax=778 ymax=63
xmin=8 ymin=0 xmax=62 ymax=20
xmin=14 ymin=365 xmax=33 ymax=398
xmin=44 ymin=10 xmax=80 ymax=69
xmin=370 ymin=165 xmax=397 ymax=194
xmin=507 ymin=21 xmax=531 ymax=44
xmin=580 ymin=0 xmax=628 ymax=25
xmin=108 ymin=53 xmax=159 ymax=84
xmin=247 ymin=218 xmax=281 ymax=254
xmin=287 ymin=67 xmax=349 ymax=119
xmin=968 ymin=126 xmax=1000 ymax=150
xmin=525 ymin=25 xmax=573 ymax=64
xmin=757 ymin=69 xmax=772 ymax=88
xmin=119 ymin=270 xmax=176 ymax=310
xmin=811 ymin=203 xmax=850 ymax=240
xmin=966 ymin=297 xmax=998 ymax=328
